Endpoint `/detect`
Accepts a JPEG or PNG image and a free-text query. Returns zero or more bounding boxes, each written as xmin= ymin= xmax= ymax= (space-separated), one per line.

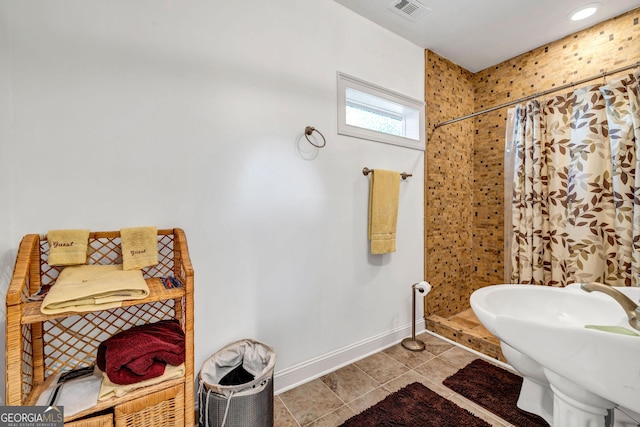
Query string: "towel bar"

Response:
xmin=362 ymin=167 xmax=412 ymax=180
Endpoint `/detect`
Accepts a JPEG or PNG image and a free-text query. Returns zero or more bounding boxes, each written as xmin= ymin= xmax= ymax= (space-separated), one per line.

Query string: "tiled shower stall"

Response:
xmin=423 ymin=9 xmax=640 ymax=360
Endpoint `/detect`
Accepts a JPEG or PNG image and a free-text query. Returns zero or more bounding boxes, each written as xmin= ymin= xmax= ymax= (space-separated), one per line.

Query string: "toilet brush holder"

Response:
xmin=402 ymin=281 xmax=431 ymax=352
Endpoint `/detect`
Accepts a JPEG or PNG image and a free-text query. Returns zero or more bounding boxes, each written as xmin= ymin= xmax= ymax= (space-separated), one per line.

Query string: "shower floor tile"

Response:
xmin=451 ymin=308 xmax=501 ymax=345
xmin=454 ymin=307 xmax=482 ymax=323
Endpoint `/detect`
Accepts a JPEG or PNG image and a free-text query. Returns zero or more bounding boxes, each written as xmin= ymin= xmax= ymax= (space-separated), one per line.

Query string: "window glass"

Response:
xmin=346 ymin=103 xmax=403 ymax=137
xmin=337 ymin=72 xmax=425 ymax=150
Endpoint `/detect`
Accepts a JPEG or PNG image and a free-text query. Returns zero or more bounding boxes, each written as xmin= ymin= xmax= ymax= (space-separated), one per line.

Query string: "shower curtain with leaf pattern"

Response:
xmin=507 ymin=71 xmax=640 ymax=287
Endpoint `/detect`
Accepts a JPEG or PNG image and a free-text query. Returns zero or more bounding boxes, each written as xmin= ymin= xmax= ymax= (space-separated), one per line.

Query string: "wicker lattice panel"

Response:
xmin=38 ymin=233 xmax=177 ymax=289
xmin=42 ymin=300 xmax=177 ymax=376
xmin=37 ymin=232 xmax=181 ymax=375
xmin=19 ymin=270 xmax=35 ymax=401
xmin=20 ymin=324 xmax=34 ymax=403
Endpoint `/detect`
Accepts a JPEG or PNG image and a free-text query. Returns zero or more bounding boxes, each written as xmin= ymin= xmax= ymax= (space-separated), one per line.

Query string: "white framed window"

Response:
xmin=337 ymin=72 xmax=425 ymax=151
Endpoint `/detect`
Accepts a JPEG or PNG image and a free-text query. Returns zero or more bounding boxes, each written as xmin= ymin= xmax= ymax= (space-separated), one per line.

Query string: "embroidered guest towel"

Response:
xmin=47 ymin=229 xmax=90 ymax=266
xmin=368 ymin=169 xmax=400 ymax=255
xmin=121 ymin=226 xmax=158 ymax=270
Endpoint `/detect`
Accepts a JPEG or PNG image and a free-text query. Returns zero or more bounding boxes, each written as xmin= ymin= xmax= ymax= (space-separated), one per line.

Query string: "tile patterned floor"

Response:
xmin=275 ymin=332 xmax=519 ymax=426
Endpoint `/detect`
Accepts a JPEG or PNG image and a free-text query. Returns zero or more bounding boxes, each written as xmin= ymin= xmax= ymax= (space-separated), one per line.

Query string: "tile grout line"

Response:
xmin=275 ymin=334 xmax=519 ymax=427
xmin=275 ymin=395 xmax=302 ymax=427
xmin=306 ymin=375 xmax=351 ymax=426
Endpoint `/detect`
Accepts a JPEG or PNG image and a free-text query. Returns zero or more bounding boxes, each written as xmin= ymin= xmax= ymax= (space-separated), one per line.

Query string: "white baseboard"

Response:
xmin=273 ymin=319 xmax=425 ymax=395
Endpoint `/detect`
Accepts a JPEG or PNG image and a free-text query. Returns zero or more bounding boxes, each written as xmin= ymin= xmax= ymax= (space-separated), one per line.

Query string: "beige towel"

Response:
xmin=368 ymin=169 xmax=400 ymax=255
xmin=121 ymin=226 xmax=158 ymax=270
xmin=47 ymin=229 xmax=90 ymax=266
xmin=41 ymin=264 xmax=150 ymax=314
xmin=97 ymin=363 xmax=185 ymax=400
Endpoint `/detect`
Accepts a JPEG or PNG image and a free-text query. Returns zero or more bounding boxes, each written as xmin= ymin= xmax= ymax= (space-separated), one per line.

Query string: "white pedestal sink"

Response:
xmin=471 ymin=284 xmax=640 ymax=427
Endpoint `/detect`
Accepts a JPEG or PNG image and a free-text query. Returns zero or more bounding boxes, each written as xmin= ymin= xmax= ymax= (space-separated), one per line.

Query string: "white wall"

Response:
xmin=0 ymin=0 xmax=424 ymax=400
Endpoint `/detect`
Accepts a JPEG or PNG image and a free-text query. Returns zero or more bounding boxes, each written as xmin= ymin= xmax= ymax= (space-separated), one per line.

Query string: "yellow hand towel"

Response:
xmin=47 ymin=229 xmax=90 ymax=266
xmin=368 ymin=169 xmax=400 ymax=255
xmin=121 ymin=226 xmax=158 ymax=270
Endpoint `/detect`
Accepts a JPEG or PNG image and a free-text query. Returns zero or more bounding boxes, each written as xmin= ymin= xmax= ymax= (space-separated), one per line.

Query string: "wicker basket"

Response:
xmin=5 ymin=228 xmax=195 ymax=427
xmin=66 ymin=413 xmax=113 ymax=427
xmin=115 ymin=384 xmax=184 ymax=427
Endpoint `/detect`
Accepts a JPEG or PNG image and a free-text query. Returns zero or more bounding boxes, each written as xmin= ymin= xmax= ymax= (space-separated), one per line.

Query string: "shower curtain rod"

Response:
xmin=433 ymin=61 xmax=640 ymax=129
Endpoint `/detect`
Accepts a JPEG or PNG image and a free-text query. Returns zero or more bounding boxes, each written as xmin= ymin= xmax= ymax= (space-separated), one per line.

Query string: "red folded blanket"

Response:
xmin=97 ymin=319 xmax=185 ymax=385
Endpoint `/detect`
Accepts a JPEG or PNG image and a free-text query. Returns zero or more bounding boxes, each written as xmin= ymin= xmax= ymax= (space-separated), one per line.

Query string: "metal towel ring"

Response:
xmin=305 ymin=126 xmax=326 ymax=148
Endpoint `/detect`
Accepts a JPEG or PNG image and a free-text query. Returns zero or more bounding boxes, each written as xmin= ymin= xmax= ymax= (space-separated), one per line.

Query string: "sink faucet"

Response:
xmin=580 ymin=282 xmax=640 ymax=331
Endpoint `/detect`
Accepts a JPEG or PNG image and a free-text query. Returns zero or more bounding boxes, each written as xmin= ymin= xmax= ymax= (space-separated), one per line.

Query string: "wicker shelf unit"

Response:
xmin=5 ymin=228 xmax=194 ymax=427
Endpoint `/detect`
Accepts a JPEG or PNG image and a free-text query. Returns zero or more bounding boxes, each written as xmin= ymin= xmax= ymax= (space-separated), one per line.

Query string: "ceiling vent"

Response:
xmin=389 ymin=0 xmax=430 ymax=22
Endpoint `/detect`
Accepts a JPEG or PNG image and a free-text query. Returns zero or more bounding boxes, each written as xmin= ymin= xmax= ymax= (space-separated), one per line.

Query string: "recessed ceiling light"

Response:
xmin=569 ymin=3 xmax=601 ymax=21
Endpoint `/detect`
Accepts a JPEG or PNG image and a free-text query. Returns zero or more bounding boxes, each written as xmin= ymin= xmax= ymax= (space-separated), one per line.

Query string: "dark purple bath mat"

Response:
xmin=443 ymin=358 xmax=549 ymax=427
xmin=339 ymin=381 xmax=490 ymax=427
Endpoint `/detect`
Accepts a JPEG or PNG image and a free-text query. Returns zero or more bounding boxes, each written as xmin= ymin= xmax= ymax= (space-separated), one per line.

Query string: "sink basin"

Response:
xmin=471 ymin=284 xmax=632 ymax=335
xmin=471 ymin=284 xmax=640 ymax=426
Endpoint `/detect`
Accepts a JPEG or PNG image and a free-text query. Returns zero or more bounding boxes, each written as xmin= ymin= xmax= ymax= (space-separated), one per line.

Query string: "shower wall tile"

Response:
xmin=425 ymin=8 xmax=640 ymax=318
xmin=424 ymin=50 xmax=475 ymax=317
